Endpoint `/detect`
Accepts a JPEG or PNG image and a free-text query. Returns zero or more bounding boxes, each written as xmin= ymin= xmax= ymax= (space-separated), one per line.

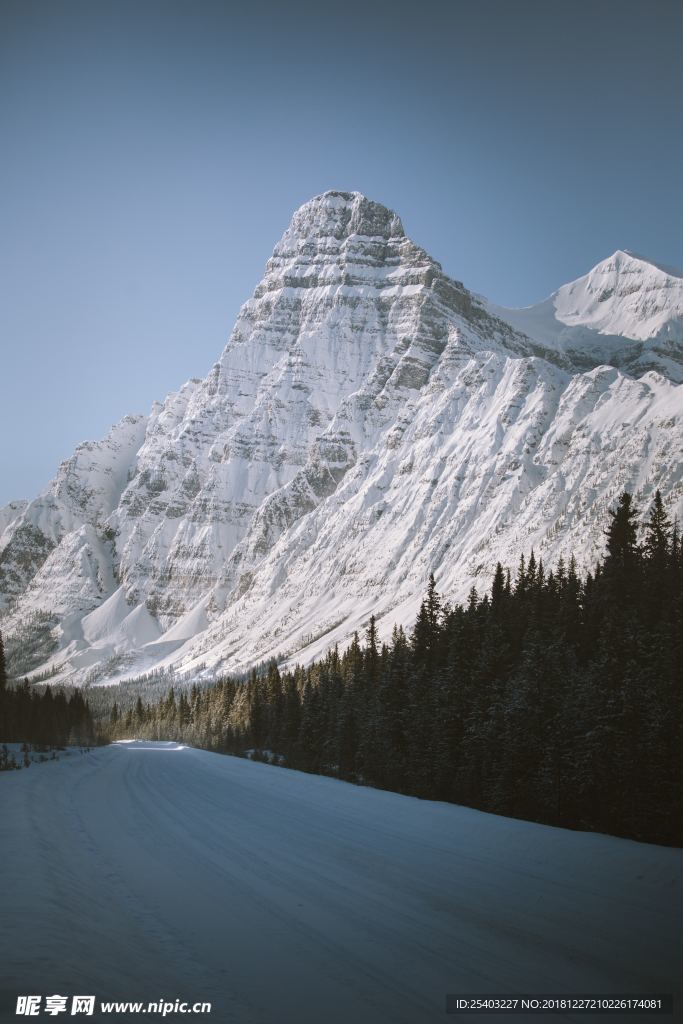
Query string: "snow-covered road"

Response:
xmin=2 ymin=742 xmax=681 ymax=1022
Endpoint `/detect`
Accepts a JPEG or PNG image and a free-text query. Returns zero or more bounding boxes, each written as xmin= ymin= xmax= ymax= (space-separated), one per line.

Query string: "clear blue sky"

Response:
xmin=2 ymin=0 xmax=681 ymax=505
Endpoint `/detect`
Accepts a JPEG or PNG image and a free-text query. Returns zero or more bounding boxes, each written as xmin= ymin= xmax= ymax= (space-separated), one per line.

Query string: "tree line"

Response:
xmin=105 ymin=490 xmax=682 ymax=846
xmin=0 ymin=637 xmax=97 ymax=755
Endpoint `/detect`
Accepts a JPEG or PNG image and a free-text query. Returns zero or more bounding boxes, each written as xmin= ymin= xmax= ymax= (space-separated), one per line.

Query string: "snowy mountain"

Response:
xmin=1 ymin=192 xmax=682 ymax=686
xmin=488 ymin=249 xmax=683 ymax=381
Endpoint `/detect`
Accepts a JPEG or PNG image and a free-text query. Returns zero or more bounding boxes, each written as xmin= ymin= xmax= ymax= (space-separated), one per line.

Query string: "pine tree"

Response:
xmin=134 ymin=696 xmax=145 ymax=730
xmin=0 ymin=629 xmax=6 ymax=691
xmin=365 ymin=615 xmax=379 ymax=685
xmin=605 ymin=492 xmax=639 ymax=567
xmin=426 ymin=573 xmax=441 ymax=631
xmin=491 ymin=563 xmax=507 ymax=609
xmin=514 ymin=554 xmax=526 ymax=597
xmin=643 ymin=489 xmax=671 ymax=563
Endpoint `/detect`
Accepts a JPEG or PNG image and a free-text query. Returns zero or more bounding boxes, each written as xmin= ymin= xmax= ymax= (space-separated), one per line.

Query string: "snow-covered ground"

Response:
xmin=1 ymin=742 xmax=681 ymax=1022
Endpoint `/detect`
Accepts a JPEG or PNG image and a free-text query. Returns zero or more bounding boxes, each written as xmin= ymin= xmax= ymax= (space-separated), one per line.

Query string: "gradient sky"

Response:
xmin=2 ymin=0 xmax=682 ymax=505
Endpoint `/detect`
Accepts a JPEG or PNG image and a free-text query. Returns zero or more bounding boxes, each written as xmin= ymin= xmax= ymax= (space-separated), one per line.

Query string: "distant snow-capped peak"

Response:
xmin=552 ymin=249 xmax=683 ymax=340
xmin=488 ymin=249 xmax=683 ymax=382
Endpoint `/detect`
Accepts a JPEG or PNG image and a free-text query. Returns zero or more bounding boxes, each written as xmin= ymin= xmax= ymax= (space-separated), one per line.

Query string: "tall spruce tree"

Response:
xmin=605 ymin=492 xmax=640 ymax=567
xmin=0 ymin=629 xmax=6 ymax=691
xmin=643 ymin=489 xmax=671 ymax=562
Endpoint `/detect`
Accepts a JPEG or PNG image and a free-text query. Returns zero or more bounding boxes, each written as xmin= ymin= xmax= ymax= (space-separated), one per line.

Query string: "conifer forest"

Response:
xmin=2 ymin=491 xmax=681 ymax=845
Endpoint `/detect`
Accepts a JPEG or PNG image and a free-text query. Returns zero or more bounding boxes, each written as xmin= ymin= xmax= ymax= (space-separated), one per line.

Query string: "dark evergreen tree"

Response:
xmin=0 ymin=629 xmax=6 ymax=691
xmin=605 ymin=491 xmax=640 ymax=567
xmin=643 ymin=489 xmax=671 ymax=561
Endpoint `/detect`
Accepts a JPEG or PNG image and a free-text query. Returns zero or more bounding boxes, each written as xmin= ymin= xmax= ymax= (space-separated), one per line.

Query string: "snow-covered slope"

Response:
xmin=0 ymin=415 xmax=147 ymax=603
xmin=488 ymin=249 xmax=683 ymax=381
xmin=1 ymin=193 xmax=682 ymax=684
xmin=2 ymin=742 xmax=681 ymax=1022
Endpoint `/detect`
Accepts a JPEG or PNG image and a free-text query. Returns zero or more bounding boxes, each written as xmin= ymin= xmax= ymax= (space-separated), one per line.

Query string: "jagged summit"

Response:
xmin=252 ymin=189 xmax=446 ymax=309
xmin=275 ymin=191 xmax=405 ymax=251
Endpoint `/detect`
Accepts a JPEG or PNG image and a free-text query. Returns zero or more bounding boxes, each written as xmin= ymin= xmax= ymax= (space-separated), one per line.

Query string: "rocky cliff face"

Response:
xmin=2 ymin=192 xmax=682 ymax=684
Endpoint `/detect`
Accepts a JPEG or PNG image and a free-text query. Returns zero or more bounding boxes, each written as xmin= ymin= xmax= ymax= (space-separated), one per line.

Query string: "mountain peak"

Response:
xmin=599 ymin=249 xmax=683 ymax=280
xmin=278 ymin=191 xmax=405 ymax=249
xmin=488 ymin=247 xmax=683 ymax=372
xmin=559 ymin=249 xmax=683 ymax=327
